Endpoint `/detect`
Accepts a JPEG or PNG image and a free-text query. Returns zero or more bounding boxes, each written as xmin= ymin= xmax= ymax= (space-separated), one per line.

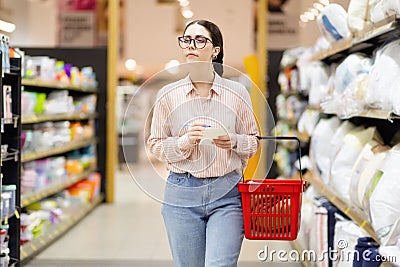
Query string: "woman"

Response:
xmin=147 ymin=19 xmax=259 ymax=267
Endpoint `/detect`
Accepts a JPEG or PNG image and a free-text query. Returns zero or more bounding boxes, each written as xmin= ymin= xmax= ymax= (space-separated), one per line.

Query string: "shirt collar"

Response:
xmin=184 ymin=72 xmax=222 ymax=96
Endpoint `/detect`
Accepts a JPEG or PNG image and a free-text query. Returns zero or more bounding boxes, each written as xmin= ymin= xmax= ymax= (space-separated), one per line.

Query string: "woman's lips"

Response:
xmin=187 ymin=53 xmax=197 ymax=57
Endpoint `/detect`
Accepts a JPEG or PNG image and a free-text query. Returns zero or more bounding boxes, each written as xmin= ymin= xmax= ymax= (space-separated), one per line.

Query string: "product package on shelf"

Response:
xmin=296 ymin=109 xmax=320 ymax=139
xmin=317 ymin=3 xmax=352 ymax=43
xmin=297 ymin=60 xmax=330 ymax=107
xmin=21 ymin=144 xmax=96 ymax=194
xmin=67 ymin=173 xmax=101 ymax=203
xmin=0 ymin=34 xmax=10 ymax=75
xmin=309 ymin=197 xmax=341 ymax=267
xmin=296 ymin=185 xmax=318 ymax=252
xmin=310 ymin=116 xmax=341 ymax=183
xmin=333 ymin=217 xmax=370 ymax=267
xmin=22 ymin=54 xmax=97 ymax=89
xmin=363 ymin=143 xmax=400 ymax=246
xmin=321 ymin=53 xmax=372 ymax=118
xmin=370 ymin=0 xmax=400 ymax=24
xmin=366 ymin=39 xmax=400 ymax=116
xmin=349 ymin=140 xmax=390 ymax=212
xmin=329 ymin=126 xmax=382 ymax=202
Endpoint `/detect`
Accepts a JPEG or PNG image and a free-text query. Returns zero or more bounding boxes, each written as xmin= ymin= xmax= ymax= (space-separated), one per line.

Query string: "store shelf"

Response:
xmin=22 ymin=112 xmax=97 ymax=124
xmin=307 ymin=105 xmax=400 ymax=121
xmin=21 ymin=167 xmax=97 ymax=208
xmin=20 ymin=195 xmax=104 ymax=263
xmin=357 ymin=109 xmax=400 ymax=120
xmin=312 ymin=38 xmax=353 ymax=63
xmin=21 ymin=137 xmax=97 ymax=163
xmin=312 ymin=16 xmax=400 ymax=63
xmin=1 ymin=148 xmax=19 ymax=162
xmin=304 ymin=168 xmax=380 ymax=242
xmin=1 ymin=115 xmax=19 ymax=129
xmin=22 ymin=79 xmax=98 ymax=93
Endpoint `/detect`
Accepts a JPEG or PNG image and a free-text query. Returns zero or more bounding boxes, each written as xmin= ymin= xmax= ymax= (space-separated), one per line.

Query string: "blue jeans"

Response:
xmin=162 ymin=171 xmax=244 ymax=267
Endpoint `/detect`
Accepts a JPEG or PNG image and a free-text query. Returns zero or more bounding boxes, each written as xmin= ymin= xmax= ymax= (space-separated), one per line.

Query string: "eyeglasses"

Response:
xmin=178 ymin=36 xmax=214 ymax=49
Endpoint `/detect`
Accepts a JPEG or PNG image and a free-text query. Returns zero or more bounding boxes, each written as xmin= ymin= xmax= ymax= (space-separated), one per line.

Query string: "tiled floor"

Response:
xmin=25 ymin=160 xmax=301 ymax=267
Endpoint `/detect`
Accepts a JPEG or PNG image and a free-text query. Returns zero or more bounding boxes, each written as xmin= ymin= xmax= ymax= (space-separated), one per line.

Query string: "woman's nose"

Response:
xmin=188 ymin=39 xmax=196 ymax=49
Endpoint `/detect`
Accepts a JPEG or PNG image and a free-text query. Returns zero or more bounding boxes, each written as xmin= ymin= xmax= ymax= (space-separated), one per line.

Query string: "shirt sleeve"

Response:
xmin=147 ymin=95 xmax=196 ymax=163
xmin=232 ymin=86 xmax=260 ymax=159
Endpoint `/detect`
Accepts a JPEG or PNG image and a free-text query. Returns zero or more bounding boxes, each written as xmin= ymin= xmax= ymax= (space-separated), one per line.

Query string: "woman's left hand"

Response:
xmin=212 ymin=134 xmax=237 ymax=150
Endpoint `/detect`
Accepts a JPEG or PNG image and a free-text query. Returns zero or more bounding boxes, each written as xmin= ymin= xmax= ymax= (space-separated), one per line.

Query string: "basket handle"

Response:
xmin=242 ymin=135 xmax=303 ymax=183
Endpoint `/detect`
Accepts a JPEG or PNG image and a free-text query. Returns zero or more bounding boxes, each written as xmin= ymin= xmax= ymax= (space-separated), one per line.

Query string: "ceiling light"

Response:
xmin=309 ymin=8 xmax=319 ymax=16
xmin=0 ymin=20 xmax=16 ymax=33
xmin=304 ymin=11 xmax=315 ymax=20
xmin=181 ymin=8 xmax=193 ymax=19
xmin=300 ymin=14 xmax=309 ymax=22
xmin=313 ymin=3 xmax=324 ymax=11
xmin=125 ymin=59 xmax=137 ymax=71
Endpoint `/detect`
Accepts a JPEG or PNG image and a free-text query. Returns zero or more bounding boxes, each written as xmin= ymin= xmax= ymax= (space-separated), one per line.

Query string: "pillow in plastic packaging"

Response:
xmin=278 ymin=72 xmax=289 ymax=92
xmin=347 ymin=0 xmax=369 ymax=32
xmin=311 ymin=117 xmax=341 ymax=183
xmin=280 ymin=47 xmax=306 ymax=68
xmin=367 ymin=39 xmax=400 ymax=112
xmin=334 ymin=53 xmax=372 ymax=95
xmin=370 ymin=0 xmax=400 ymax=23
xmin=347 ymin=0 xmax=381 ymax=32
xmin=366 ymin=144 xmax=400 ymax=244
xmin=297 ymin=109 xmax=320 ymax=137
xmin=349 ymin=140 xmax=389 ymax=210
xmin=333 ymin=214 xmax=369 ymax=267
xmin=317 ymin=4 xmax=352 ymax=43
xmin=329 ymin=120 xmax=357 ymax=162
xmin=329 ymin=127 xmax=382 ymax=202
xmin=308 ymin=62 xmax=330 ymax=107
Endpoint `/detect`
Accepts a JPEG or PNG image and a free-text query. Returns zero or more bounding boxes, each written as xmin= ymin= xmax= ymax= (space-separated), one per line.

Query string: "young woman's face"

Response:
xmin=181 ymin=24 xmax=218 ymax=63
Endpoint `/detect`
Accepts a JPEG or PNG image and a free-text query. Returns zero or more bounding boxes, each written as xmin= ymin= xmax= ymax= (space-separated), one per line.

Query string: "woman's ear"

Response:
xmin=213 ymin=47 xmax=220 ymax=58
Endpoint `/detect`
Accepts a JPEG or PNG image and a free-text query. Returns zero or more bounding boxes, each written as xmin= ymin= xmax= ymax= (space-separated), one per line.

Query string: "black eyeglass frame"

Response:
xmin=177 ymin=36 xmax=214 ymax=49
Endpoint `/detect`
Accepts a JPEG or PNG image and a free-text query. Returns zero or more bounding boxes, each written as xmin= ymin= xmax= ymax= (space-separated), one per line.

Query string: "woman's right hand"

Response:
xmin=185 ymin=122 xmax=206 ymax=145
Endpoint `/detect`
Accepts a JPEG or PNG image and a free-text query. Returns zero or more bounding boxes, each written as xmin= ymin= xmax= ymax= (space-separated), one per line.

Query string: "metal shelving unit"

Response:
xmin=301 ymin=14 xmax=400 ymax=251
xmin=14 ymin=48 xmax=108 ymax=266
xmin=22 ymin=79 xmax=98 ymax=93
xmin=284 ymin=16 xmax=400 ymax=267
xmin=21 ymin=137 xmax=97 ymax=163
xmin=22 ymin=112 xmax=97 ymax=124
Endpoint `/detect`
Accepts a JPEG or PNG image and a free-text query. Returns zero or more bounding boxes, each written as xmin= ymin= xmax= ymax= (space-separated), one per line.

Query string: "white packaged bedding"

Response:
xmin=311 ymin=117 xmax=341 ymax=183
xmin=349 ymin=140 xmax=389 ymax=210
xmin=366 ymin=144 xmax=400 ymax=243
xmin=329 ymin=127 xmax=382 ymax=202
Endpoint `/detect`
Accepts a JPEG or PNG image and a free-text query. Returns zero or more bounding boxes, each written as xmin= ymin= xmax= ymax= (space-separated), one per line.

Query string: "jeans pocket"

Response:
xmin=167 ymin=172 xmax=187 ymax=186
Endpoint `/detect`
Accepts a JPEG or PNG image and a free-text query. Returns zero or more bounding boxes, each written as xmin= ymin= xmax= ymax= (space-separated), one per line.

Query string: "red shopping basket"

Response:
xmin=238 ymin=136 xmax=306 ymax=240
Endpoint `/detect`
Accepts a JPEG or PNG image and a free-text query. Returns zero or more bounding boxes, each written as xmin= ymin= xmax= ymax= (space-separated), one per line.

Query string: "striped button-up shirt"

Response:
xmin=147 ymin=73 xmax=259 ymax=178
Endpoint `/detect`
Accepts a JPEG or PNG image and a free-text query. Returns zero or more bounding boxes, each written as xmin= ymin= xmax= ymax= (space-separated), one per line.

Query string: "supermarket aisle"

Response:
xmin=25 ymin=161 xmax=300 ymax=267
